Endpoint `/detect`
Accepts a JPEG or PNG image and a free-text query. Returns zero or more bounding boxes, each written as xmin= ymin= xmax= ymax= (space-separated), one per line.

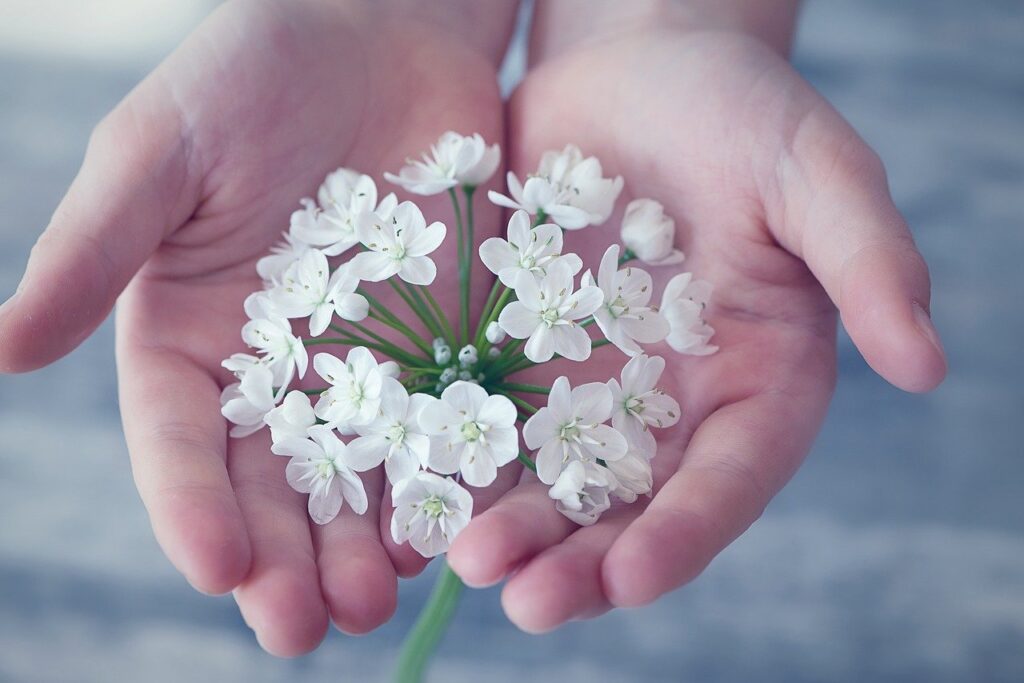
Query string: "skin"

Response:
xmin=446 ymin=0 xmax=947 ymax=632
xmin=0 ymin=0 xmax=946 ymax=654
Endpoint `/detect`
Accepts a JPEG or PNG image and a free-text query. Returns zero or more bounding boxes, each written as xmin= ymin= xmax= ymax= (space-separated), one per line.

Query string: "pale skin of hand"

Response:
xmin=445 ymin=0 xmax=948 ymax=632
xmin=0 ymin=0 xmax=948 ymax=652
xmin=0 ymin=0 xmax=521 ymax=656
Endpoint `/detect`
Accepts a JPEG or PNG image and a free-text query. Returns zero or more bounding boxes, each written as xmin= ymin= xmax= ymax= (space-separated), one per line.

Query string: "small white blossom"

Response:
xmin=350 ymin=201 xmax=446 ymax=285
xmin=583 ymin=245 xmax=669 ymax=357
xmin=485 ymin=321 xmax=505 ymax=344
xmin=220 ymin=364 xmax=277 ymax=437
xmin=313 ymin=348 xmax=385 ymax=432
xmin=349 ymin=378 xmax=432 ymax=484
xmin=264 ymin=390 xmax=316 ymax=444
xmin=291 ymin=169 xmax=398 ymax=256
xmin=240 ymin=314 xmax=307 ymax=393
xmin=547 ymin=460 xmax=614 ymax=526
xmin=608 ymin=354 xmax=681 ymax=458
xmin=620 ymin=198 xmax=685 ymax=265
xmin=457 ymin=345 xmax=478 ymax=367
xmin=274 ymin=425 xmax=372 ymax=524
xmin=605 ymin=450 xmax=654 ymax=503
xmin=660 ymin=272 xmax=718 ymax=355
xmin=434 ymin=343 xmax=452 ymax=365
xmin=497 ymin=259 xmax=603 ymax=363
xmin=536 ymin=144 xmax=623 ymax=227
xmin=488 ymin=173 xmax=590 ymax=229
xmin=269 ymin=251 xmax=368 ymax=336
xmin=385 ymin=131 xmax=500 ymax=195
xmin=419 ymin=382 xmax=519 ymax=488
xmin=478 ymin=210 xmax=582 ymax=287
xmin=523 ymin=376 xmax=628 ymax=484
xmin=391 ymin=472 xmax=473 ymax=557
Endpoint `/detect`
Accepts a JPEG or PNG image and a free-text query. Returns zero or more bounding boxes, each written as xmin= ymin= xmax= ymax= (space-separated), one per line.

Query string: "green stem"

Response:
xmin=342 ymin=321 xmax=429 ymax=368
xmin=464 ymin=187 xmax=476 ymax=343
xmin=517 ymin=451 xmax=538 ymax=473
xmin=304 ymin=336 xmax=427 ymax=365
xmin=501 ymin=392 xmax=538 ymax=415
xmin=618 ymin=247 xmax=636 ymax=266
xmin=419 ymin=286 xmax=458 ymax=348
xmin=592 ymin=338 xmax=612 ymax=350
xmin=387 ymin=279 xmax=444 ymax=342
xmin=368 ymin=309 xmax=434 ymax=356
xmin=494 ymin=382 xmax=550 ymax=395
xmin=394 ymin=563 xmax=464 ymax=683
xmin=473 ymin=279 xmax=504 ymax=347
xmin=448 ymin=188 xmax=469 ymax=345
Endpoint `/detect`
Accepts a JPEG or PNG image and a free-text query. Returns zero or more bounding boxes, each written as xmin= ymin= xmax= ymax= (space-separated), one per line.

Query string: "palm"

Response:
xmin=106 ymin=0 xmax=505 ymax=653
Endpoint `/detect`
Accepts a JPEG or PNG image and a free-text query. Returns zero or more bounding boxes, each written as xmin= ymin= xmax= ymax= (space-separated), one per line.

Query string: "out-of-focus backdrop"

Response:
xmin=1 ymin=1 xmax=1022 ymax=681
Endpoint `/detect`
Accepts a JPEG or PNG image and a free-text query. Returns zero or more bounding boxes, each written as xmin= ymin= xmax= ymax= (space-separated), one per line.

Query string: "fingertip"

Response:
xmin=152 ymin=487 xmax=252 ymax=596
xmin=320 ymin=541 xmax=397 ymax=635
xmin=500 ymin=575 xmax=558 ymax=635
xmin=447 ymin=512 xmax=520 ymax=588
xmin=236 ymin=562 xmax=330 ymax=658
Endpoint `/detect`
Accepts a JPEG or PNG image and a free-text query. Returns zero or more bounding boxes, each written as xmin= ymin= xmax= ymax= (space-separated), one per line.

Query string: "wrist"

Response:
xmin=530 ymin=0 xmax=800 ymax=63
xmin=334 ymin=0 xmax=520 ymax=67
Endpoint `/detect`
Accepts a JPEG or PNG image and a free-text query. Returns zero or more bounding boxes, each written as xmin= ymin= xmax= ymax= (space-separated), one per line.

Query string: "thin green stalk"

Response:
xmin=474 ymin=286 xmax=513 ymax=351
xmin=300 ymin=387 xmax=329 ymax=396
xmin=532 ymin=209 xmax=548 ymax=228
xmin=592 ymin=338 xmax=612 ymax=350
xmin=394 ymin=563 xmax=464 ymax=683
xmin=494 ymin=382 xmax=550 ymax=395
xmin=304 ymin=336 xmax=425 ymax=364
xmin=447 ymin=188 xmax=469 ymax=344
xmin=340 ymin=321 xmax=429 ymax=368
xmin=463 ymin=186 xmax=476 ymax=343
xmin=473 ymin=278 xmax=503 ymax=346
xmin=501 ymin=392 xmax=538 ymax=415
xmin=618 ymin=248 xmax=636 ymax=266
xmin=419 ymin=286 xmax=458 ymax=347
xmin=368 ymin=309 xmax=434 ymax=356
xmin=517 ymin=451 xmax=537 ymax=473
xmin=386 ymin=279 xmax=444 ymax=341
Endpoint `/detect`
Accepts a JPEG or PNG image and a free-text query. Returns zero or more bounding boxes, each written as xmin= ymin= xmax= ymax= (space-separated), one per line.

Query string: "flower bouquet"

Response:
xmin=220 ymin=132 xmax=717 ymax=681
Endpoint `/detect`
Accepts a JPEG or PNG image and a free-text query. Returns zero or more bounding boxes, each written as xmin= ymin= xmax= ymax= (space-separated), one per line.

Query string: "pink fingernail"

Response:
xmin=912 ymin=301 xmax=946 ymax=360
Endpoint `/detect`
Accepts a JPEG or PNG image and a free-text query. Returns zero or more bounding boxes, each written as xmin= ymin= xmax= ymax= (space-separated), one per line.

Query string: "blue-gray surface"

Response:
xmin=1 ymin=1 xmax=1022 ymax=682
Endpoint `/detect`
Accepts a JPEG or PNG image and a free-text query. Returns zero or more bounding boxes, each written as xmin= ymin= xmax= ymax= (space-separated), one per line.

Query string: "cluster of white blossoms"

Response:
xmin=221 ymin=132 xmax=717 ymax=558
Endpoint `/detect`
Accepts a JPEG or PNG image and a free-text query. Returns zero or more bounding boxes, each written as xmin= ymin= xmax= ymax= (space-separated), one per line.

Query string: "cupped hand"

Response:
xmin=447 ymin=22 xmax=947 ymax=632
xmin=0 ymin=0 xmax=514 ymax=655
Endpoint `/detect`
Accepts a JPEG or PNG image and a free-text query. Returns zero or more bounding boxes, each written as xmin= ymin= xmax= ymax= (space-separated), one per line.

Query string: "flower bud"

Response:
xmin=485 ymin=321 xmax=506 ymax=344
xmin=434 ymin=344 xmax=452 ymax=365
xmin=439 ymin=367 xmax=457 ymax=385
xmin=458 ymin=369 xmax=473 ymax=381
xmin=620 ymin=198 xmax=685 ymax=266
xmin=432 ymin=337 xmax=447 ymax=349
xmin=458 ymin=345 xmax=479 ymax=367
xmin=487 ymin=347 xmax=501 ymax=359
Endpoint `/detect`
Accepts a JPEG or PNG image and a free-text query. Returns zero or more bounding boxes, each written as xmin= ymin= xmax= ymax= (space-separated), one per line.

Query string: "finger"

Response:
xmin=500 ymin=509 xmax=637 ymax=634
xmin=229 ymin=433 xmax=329 ymax=657
xmin=312 ymin=467 xmax=397 ymax=635
xmin=117 ymin=338 xmax=251 ymax=596
xmin=0 ymin=80 xmax=198 ymax=373
xmin=447 ymin=478 xmax=576 ymax=588
xmin=602 ymin=389 xmax=828 ymax=609
xmin=770 ymin=100 xmax=946 ymax=392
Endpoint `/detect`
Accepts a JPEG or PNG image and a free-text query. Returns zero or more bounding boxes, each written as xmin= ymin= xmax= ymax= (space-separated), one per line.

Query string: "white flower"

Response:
xmin=497 ymin=259 xmax=603 ymax=363
xmin=547 ymin=460 xmax=614 ymax=526
xmin=379 ymin=360 xmax=401 ymax=379
xmin=605 ymin=450 xmax=653 ymax=503
xmin=274 ymin=425 xmax=374 ymax=524
xmin=478 ymin=209 xmax=583 ymax=287
xmin=350 ymin=201 xmax=446 ymax=285
xmin=620 ymin=198 xmax=685 ymax=266
xmin=385 ymin=131 xmax=500 ymax=195
xmin=349 ymin=378 xmax=432 ymax=484
xmin=292 ymin=169 xmax=398 ymax=256
xmin=488 ymin=173 xmax=590 ymax=229
xmin=536 ymin=144 xmax=623 ymax=227
xmin=583 ymin=245 xmax=670 ymax=357
xmin=418 ymin=381 xmax=519 ymax=488
xmin=240 ymin=314 xmax=307 ymax=392
xmin=265 ymin=390 xmax=316 ymax=444
xmin=312 ymin=348 xmax=385 ymax=432
xmin=269 ymin=250 xmax=368 ymax=336
xmin=220 ymin=364 xmax=277 ymax=438
xmin=391 ymin=472 xmax=473 ymax=557
xmin=523 ymin=376 xmax=628 ymax=484
xmin=608 ymin=354 xmax=681 ymax=458
xmin=660 ymin=272 xmax=718 ymax=355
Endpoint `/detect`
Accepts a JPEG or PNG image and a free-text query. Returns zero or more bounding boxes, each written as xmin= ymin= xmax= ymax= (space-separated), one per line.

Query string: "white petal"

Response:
xmin=334 ymin=293 xmax=369 ymax=322
xmin=477 ymin=394 xmax=517 ymax=428
xmin=405 ymin=221 xmax=446 ymax=257
xmin=497 ymin=302 xmax=539 ymax=339
xmin=398 ymin=256 xmax=437 ymax=285
xmin=346 ymin=434 xmax=388 ymax=471
xmin=552 ymin=324 xmax=592 ymax=362
xmin=349 ymin=251 xmax=398 ymax=282
xmin=460 ymin=446 xmax=498 ymax=488
xmin=535 ymin=439 xmax=566 ymax=485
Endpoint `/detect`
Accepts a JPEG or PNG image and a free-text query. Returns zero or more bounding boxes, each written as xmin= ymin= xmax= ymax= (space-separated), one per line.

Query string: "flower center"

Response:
xmin=625 ymin=396 xmax=643 ymax=417
xmin=385 ymin=423 xmax=407 ymax=445
xmin=559 ymin=420 xmax=581 ymax=442
xmin=316 ymin=461 xmax=335 ymax=479
xmin=422 ymin=495 xmax=447 ymax=519
xmin=540 ymin=308 xmax=560 ymax=327
xmin=461 ymin=421 xmax=483 ymax=442
xmin=347 ymin=382 xmax=366 ymax=405
xmin=391 ymin=244 xmax=407 ymax=261
xmin=520 ymin=254 xmax=537 ymax=269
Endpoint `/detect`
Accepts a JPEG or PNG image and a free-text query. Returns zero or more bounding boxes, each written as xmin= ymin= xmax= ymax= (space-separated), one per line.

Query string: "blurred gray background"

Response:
xmin=1 ymin=1 xmax=1022 ymax=681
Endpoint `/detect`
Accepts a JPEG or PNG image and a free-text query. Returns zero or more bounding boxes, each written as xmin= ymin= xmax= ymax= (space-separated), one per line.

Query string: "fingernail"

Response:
xmin=912 ymin=301 xmax=946 ymax=360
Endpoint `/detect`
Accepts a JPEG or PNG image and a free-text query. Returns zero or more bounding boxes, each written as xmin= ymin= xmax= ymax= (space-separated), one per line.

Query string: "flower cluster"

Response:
xmin=221 ymin=132 xmax=717 ymax=558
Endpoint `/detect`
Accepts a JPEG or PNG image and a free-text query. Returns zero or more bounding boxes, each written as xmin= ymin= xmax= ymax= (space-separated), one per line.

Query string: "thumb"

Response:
xmin=0 ymin=80 xmax=198 ymax=373
xmin=770 ymin=99 xmax=947 ymax=393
